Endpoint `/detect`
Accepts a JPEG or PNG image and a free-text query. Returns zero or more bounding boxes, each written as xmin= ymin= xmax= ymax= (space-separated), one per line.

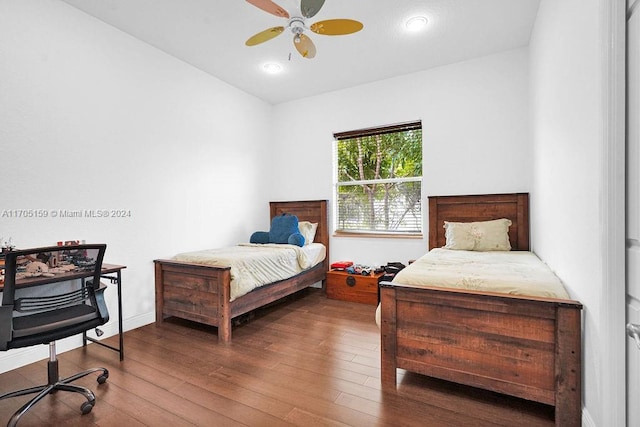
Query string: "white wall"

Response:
xmin=529 ymin=0 xmax=623 ymax=425
xmin=0 ymin=0 xmax=272 ymax=371
xmin=271 ymin=48 xmax=531 ymax=266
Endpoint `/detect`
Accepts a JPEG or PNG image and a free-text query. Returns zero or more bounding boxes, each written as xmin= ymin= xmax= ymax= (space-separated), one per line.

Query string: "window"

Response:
xmin=333 ymin=120 xmax=422 ymax=236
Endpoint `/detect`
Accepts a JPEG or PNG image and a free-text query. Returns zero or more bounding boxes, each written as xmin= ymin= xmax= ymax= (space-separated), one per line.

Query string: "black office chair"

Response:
xmin=0 ymin=244 xmax=110 ymax=426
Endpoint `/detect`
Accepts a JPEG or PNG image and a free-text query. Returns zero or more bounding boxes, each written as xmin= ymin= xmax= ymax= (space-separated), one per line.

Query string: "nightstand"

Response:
xmin=326 ymin=270 xmax=384 ymax=305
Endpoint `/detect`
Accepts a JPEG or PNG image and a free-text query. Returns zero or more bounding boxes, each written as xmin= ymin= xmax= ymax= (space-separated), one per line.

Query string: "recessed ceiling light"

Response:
xmin=405 ymin=16 xmax=428 ymax=32
xmin=262 ymin=62 xmax=283 ymax=74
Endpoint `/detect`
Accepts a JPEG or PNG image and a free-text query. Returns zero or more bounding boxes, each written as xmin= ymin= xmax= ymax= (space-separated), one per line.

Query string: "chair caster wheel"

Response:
xmin=97 ymin=373 xmax=108 ymax=384
xmin=80 ymin=401 xmax=94 ymax=415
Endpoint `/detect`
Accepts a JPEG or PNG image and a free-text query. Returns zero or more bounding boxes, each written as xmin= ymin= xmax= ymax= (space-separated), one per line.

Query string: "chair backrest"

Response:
xmin=0 ymin=244 xmax=108 ymax=350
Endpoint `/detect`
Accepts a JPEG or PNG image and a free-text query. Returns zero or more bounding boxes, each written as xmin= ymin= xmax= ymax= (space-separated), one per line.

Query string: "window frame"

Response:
xmin=333 ymin=120 xmax=423 ymax=238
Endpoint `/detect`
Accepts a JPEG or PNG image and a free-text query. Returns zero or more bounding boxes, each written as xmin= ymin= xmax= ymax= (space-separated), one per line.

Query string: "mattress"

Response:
xmin=172 ymin=243 xmax=326 ymax=301
xmin=393 ymin=248 xmax=570 ymax=299
xmin=375 ymin=248 xmax=570 ymax=327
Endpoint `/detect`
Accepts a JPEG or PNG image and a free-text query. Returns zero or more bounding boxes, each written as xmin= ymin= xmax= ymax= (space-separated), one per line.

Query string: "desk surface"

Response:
xmin=101 ymin=264 xmax=127 ymax=274
xmin=0 ymin=263 xmax=126 ymax=290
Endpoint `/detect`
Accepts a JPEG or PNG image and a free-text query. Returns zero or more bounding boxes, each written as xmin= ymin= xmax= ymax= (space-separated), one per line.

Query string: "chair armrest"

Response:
xmin=0 ymin=305 xmax=14 ymax=350
xmin=93 ymin=281 xmax=110 ymax=323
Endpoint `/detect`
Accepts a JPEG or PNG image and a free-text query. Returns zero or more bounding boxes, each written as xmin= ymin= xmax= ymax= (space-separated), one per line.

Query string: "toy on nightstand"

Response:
xmin=380 ymin=261 xmax=406 ymax=282
xmin=330 ymin=261 xmax=353 ymax=270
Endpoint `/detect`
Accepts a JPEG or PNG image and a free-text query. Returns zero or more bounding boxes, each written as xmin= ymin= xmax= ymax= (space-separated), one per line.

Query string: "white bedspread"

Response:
xmin=393 ymin=248 xmax=570 ymax=299
xmin=172 ymin=243 xmax=326 ymax=301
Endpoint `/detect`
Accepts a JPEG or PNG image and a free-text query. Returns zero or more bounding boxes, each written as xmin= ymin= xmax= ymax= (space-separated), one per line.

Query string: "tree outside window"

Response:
xmin=334 ymin=121 xmax=422 ymax=235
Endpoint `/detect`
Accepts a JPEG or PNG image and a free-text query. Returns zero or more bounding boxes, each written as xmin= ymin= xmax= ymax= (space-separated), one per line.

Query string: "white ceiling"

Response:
xmin=60 ymin=0 xmax=540 ymax=105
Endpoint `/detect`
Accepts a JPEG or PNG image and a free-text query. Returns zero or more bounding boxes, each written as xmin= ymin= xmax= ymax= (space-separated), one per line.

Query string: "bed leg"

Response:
xmin=219 ymin=317 xmax=231 ymax=343
xmin=219 ymin=272 xmax=232 ymax=343
xmin=554 ymin=306 xmax=582 ymax=427
xmin=380 ymin=287 xmax=397 ymax=390
xmin=154 ymin=262 xmax=164 ymax=324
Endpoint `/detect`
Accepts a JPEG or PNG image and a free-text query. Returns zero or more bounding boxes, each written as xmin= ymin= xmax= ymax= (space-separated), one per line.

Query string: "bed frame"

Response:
xmin=380 ymin=193 xmax=582 ymax=427
xmin=154 ymin=200 xmax=329 ymax=343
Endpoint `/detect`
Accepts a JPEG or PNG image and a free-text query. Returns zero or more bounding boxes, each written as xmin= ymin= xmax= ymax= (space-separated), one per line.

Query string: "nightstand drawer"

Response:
xmin=326 ymin=271 xmax=382 ymax=305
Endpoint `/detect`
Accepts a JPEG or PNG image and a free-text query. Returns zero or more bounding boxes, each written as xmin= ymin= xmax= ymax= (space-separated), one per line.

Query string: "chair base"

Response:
xmin=0 ymin=343 xmax=109 ymax=427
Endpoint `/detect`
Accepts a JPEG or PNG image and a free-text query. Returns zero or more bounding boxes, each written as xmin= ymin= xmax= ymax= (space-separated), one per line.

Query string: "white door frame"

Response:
xmin=626 ymin=2 xmax=640 ymax=427
xmin=599 ymin=0 xmax=626 ymax=426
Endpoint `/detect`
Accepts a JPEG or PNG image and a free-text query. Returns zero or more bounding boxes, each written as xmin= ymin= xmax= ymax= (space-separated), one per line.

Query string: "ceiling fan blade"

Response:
xmin=310 ymin=19 xmax=363 ymax=35
xmin=294 ymin=34 xmax=316 ymax=59
xmin=246 ymin=0 xmax=289 ymax=19
xmin=300 ymin=0 xmax=325 ymax=18
xmin=245 ymin=26 xmax=285 ymax=46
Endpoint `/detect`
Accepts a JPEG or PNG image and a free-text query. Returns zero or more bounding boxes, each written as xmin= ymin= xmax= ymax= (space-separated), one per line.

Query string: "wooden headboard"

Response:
xmin=270 ymin=200 xmax=329 ymax=271
xmin=428 ymin=193 xmax=529 ymax=251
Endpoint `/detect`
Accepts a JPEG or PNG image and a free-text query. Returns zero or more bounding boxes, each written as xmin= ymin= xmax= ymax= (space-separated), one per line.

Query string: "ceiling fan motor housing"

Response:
xmin=289 ymin=17 xmax=306 ymax=43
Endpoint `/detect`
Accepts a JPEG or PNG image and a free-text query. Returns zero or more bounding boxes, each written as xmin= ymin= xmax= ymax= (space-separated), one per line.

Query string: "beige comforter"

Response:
xmin=375 ymin=248 xmax=570 ymax=327
xmin=392 ymin=248 xmax=570 ymax=299
xmin=173 ymin=243 xmax=326 ymax=301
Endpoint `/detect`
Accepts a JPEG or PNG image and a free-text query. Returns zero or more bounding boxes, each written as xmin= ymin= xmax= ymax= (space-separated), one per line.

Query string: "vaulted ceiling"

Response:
xmin=61 ymin=0 xmax=540 ymax=104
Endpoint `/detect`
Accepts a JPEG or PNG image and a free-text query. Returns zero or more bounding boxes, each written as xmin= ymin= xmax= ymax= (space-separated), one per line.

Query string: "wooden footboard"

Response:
xmin=154 ymin=259 xmax=325 ymax=343
xmin=380 ymin=283 xmax=582 ymax=427
xmin=154 ymin=259 xmax=232 ymax=340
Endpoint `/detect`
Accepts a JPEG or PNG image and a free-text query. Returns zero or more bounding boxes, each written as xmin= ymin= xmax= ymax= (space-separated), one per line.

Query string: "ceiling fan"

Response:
xmin=245 ymin=0 xmax=363 ymax=59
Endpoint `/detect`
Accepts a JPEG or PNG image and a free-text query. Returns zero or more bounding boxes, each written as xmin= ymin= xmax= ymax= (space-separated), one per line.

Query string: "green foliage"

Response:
xmin=337 ymin=129 xmax=422 ymax=182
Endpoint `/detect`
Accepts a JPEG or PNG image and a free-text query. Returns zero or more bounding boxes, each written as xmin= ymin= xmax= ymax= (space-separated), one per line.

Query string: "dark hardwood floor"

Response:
xmin=0 ymin=289 xmax=554 ymax=426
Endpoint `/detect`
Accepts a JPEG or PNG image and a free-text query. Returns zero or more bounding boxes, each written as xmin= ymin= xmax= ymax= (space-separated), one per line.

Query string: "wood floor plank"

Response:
xmin=275 ymin=357 xmax=371 ymax=386
xmin=173 ymin=381 xmax=292 ymax=427
xmin=284 ymin=407 xmax=351 ymax=427
xmin=271 ymin=362 xmax=381 ymax=402
xmin=0 ymin=289 xmax=554 ymax=426
xmin=211 ymin=365 xmax=382 ymax=427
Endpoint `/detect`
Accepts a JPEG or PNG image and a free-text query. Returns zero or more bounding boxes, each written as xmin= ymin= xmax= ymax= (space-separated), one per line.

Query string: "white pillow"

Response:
xmin=298 ymin=221 xmax=318 ymax=245
xmin=443 ymin=218 xmax=512 ymax=251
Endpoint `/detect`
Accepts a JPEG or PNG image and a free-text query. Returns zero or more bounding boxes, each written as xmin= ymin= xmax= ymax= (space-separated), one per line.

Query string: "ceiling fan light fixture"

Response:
xmin=245 ymin=0 xmax=363 ymax=59
xmin=405 ymin=15 xmax=428 ymax=32
xmin=262 ymin=62 xmax=283 ymax=74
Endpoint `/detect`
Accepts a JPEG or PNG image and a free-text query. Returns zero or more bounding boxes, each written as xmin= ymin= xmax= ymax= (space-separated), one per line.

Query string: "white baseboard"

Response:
xmin=582 ymin=407 xmax=596 ymax=427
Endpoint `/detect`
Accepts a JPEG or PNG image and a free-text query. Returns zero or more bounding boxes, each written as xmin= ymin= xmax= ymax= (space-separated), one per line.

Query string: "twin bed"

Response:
xmin=380 ymin=193 xmax=582 ymax=426
xmin=154 ymin=200 xmax=328 ymax=343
